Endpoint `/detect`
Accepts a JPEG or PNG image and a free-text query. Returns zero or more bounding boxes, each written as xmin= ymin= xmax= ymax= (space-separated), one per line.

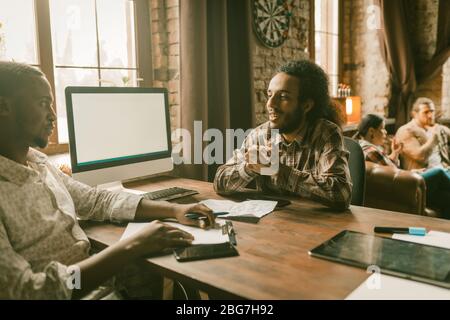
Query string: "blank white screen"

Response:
xmin=71 ymin=93 xmax=168 ymax=165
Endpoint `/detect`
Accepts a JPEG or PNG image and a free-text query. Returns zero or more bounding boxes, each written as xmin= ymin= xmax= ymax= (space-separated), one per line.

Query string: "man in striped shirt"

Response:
xmin=214 ymin=60 xmax=352 ymax=210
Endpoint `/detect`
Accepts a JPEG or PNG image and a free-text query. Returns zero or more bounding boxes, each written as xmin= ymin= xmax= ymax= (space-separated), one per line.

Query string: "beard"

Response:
xmin=279 ymin=105 xmax=305 ymax=134
xmin=33 ymin=136 xmax=49 ymax=149
xmin=16 ymin=115 xmax=50 ymax=149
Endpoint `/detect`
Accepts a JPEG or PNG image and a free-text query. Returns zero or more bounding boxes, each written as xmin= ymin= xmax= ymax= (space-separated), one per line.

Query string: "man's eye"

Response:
xmin=40 ymin=101 xmax=51 ymax=108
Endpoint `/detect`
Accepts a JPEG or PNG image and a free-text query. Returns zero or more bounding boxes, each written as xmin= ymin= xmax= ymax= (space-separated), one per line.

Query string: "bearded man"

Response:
xmin=214 ymin=60 xmax=352 ymax=210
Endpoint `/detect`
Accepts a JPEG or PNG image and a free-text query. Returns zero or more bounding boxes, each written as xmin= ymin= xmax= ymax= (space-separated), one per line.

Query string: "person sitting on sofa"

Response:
xmin=354 ymin=114 xmax=450 ymax=218
xmin=395 ymin=97 xmax=450 ymax=170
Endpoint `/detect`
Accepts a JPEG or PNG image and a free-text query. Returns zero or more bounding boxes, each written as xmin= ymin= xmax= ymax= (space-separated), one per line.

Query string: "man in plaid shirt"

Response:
xmin=214 ymin=60 xmax=352 ymax=210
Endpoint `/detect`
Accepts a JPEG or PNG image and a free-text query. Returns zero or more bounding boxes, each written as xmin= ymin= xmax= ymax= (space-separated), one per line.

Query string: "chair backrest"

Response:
xmin=343 ymin=137 xmax=366 ymax=206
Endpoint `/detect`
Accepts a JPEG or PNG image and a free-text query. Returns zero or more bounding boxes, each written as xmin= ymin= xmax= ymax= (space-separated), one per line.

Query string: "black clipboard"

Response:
xmin=173 ymin=221 xmax=238 ymax=262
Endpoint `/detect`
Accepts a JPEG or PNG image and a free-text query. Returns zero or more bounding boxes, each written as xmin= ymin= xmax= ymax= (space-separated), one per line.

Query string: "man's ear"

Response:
xmin=303 ymin=99 xmax=314 ymax=114
xmin=0 ymin=96 xmax=13 ymax=116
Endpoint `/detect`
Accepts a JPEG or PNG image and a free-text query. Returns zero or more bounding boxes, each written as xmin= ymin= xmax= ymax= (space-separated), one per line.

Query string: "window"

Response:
xmin=0 ymin=0 xmax=39 ymax=64
xmin=0 ymin=0 xmax=152 ymax=153
xmin=314 ymin=0 xmax=340 ymax=97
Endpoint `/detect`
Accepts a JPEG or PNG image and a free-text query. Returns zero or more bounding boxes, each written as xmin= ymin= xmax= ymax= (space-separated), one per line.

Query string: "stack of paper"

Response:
xmin=201 ymin=199 xmax=277 ymax=220
xmin=392 ymin=230 xmax=450 ymax=249
xmin=346 ymin=274 xmax=450 ymax=300
xmin=120 ymin=221 xmax=229 ymax=245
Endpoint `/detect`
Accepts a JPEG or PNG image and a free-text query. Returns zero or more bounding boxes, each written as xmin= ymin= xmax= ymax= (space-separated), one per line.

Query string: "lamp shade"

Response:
xmin=345 ymin=96 xmax=361 ymax=124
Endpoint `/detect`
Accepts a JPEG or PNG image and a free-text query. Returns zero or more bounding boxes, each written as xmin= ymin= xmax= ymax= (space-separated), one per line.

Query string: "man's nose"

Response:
xmin=267 ymin=96 xmax=278 ymax=109
xmin=48 ymin=105 xmax=57 ymax=122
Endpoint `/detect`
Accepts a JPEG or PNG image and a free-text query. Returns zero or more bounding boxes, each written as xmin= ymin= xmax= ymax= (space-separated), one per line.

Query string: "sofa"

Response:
xmin=364 ymin=161 xmax=427 ymax=215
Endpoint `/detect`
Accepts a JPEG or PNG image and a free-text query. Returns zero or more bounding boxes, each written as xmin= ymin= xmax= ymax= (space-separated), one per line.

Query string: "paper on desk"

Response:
xmin=346 ymin=230 xmax=450 ymax=299
xmin=346 ymin=274 xmax=450 ymax=300
xmin=201 ymin=199 xmax=277 ymax=218
xmin=392 ymin=230 xmax=450 ymax=249
xmin=123 ymin=188 xmax=147 ymax=195
xmin=120 ymin=221 xmax=229 ymax=245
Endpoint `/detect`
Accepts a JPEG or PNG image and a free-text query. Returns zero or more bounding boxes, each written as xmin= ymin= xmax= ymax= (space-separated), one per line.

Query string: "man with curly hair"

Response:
xmin=214 ymin=60 xmax=352 ymax=210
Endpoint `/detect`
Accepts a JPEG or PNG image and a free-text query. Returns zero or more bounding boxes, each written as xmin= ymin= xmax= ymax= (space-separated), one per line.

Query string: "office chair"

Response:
xmin=344 ymin=137 xmax=366 ymax=206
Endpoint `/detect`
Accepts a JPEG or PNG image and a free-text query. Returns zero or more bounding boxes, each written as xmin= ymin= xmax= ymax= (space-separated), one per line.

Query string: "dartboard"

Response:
xmin=252 ymin=0 xmax=291 ymax=48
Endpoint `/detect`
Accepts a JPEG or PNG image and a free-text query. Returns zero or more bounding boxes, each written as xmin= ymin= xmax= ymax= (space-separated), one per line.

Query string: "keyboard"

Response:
xmin=142 ymin=187 xmax=199 ymax=201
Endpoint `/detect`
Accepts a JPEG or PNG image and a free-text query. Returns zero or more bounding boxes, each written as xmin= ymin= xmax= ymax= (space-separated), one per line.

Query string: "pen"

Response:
xmin=185 ymin=211 xmax=229 ymax=220
xmin=374 ymin=226 xmax=427 ymax=236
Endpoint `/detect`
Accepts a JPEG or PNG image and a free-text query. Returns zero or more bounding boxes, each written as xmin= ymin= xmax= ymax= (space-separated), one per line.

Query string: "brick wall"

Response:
xmin=149 ymin=0 xmax=311 ymax=130
xmin=413 ymin=0 xmax=443 ymax=116
xmin=150 ymin=0 xmax=449 ymax=129
xmin=342 ymin=0 xmax=449 ymax=119
xmin=443 ymin=59 xmax=450 ymax=118
xmin=342 ymin=0 xmax=390 ymax=117
xmin=150 ymin=0 xmax=180 ymax=133
xmin=252 ymin=0 xmax=311 ymax=125
xmin=411 ymin=0 xmax=450 ymax=120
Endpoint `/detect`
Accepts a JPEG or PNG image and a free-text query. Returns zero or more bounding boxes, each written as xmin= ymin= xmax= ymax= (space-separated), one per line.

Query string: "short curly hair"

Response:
xmin=277 ymin=60 xmax=341 ymax=126
xmin=0 ymin=61 xmax=44 ymax=97
xmin=412 ymin=97 xmax=435 ymax=113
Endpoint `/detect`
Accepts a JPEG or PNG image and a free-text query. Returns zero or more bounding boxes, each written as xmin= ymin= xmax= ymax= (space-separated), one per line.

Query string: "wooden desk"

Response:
xmin=82 ymin=176 xmax=450 ymax=299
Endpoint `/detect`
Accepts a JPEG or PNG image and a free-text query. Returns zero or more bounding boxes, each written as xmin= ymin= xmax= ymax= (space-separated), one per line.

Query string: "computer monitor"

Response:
xmin=65 ymin=86 xmax=173 ymax=189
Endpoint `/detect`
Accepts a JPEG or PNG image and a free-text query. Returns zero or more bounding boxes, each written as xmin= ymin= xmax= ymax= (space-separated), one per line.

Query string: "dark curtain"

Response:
xmin=417 ymin=0 xmax=450 ymax=83
xmin=377 ymin=0 xmax=450 ymax=128
xmin=178 ymin=0 xmax=255 ymax=181
xmin=377 ymin=0 xmax=417 ymax=127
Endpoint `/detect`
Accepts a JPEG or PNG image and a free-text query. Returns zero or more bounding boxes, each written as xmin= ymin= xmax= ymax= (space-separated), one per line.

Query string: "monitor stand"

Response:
xmin=97 ymin=181 xmax=146 ymax=195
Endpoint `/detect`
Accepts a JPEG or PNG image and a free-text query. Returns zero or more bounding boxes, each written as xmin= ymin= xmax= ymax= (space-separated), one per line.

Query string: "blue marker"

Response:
xmin=374 ymin=226 xmax=427 ymax=236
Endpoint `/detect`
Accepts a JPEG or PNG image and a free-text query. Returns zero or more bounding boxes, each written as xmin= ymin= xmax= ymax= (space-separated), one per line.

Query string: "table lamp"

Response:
xmin=345 ymin=96 xmax=361 ymax=124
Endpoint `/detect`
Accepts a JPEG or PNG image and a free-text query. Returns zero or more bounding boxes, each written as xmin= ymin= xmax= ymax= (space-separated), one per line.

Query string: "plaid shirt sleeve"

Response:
xmin=276 ymin=129 xmax=352 ymax=210
xmin=365 ymin=148 xmax=389 ymax=166
xmin=213 ymin=130 xmax=259 ymax=194
xmin=362 ymin=144 xmax=399 ymax=168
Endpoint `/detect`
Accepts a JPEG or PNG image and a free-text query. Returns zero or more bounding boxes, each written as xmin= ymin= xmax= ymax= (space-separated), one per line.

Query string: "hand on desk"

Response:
xmin=136 ymin=200 xmax=215 ymax=229
xmin=173 ymin=203 xmax=216 ymax=229
xmin=122 ymin=220 xmax=194 ymax=257
xmin=125 ymin=203 xmax=215 ymax=257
